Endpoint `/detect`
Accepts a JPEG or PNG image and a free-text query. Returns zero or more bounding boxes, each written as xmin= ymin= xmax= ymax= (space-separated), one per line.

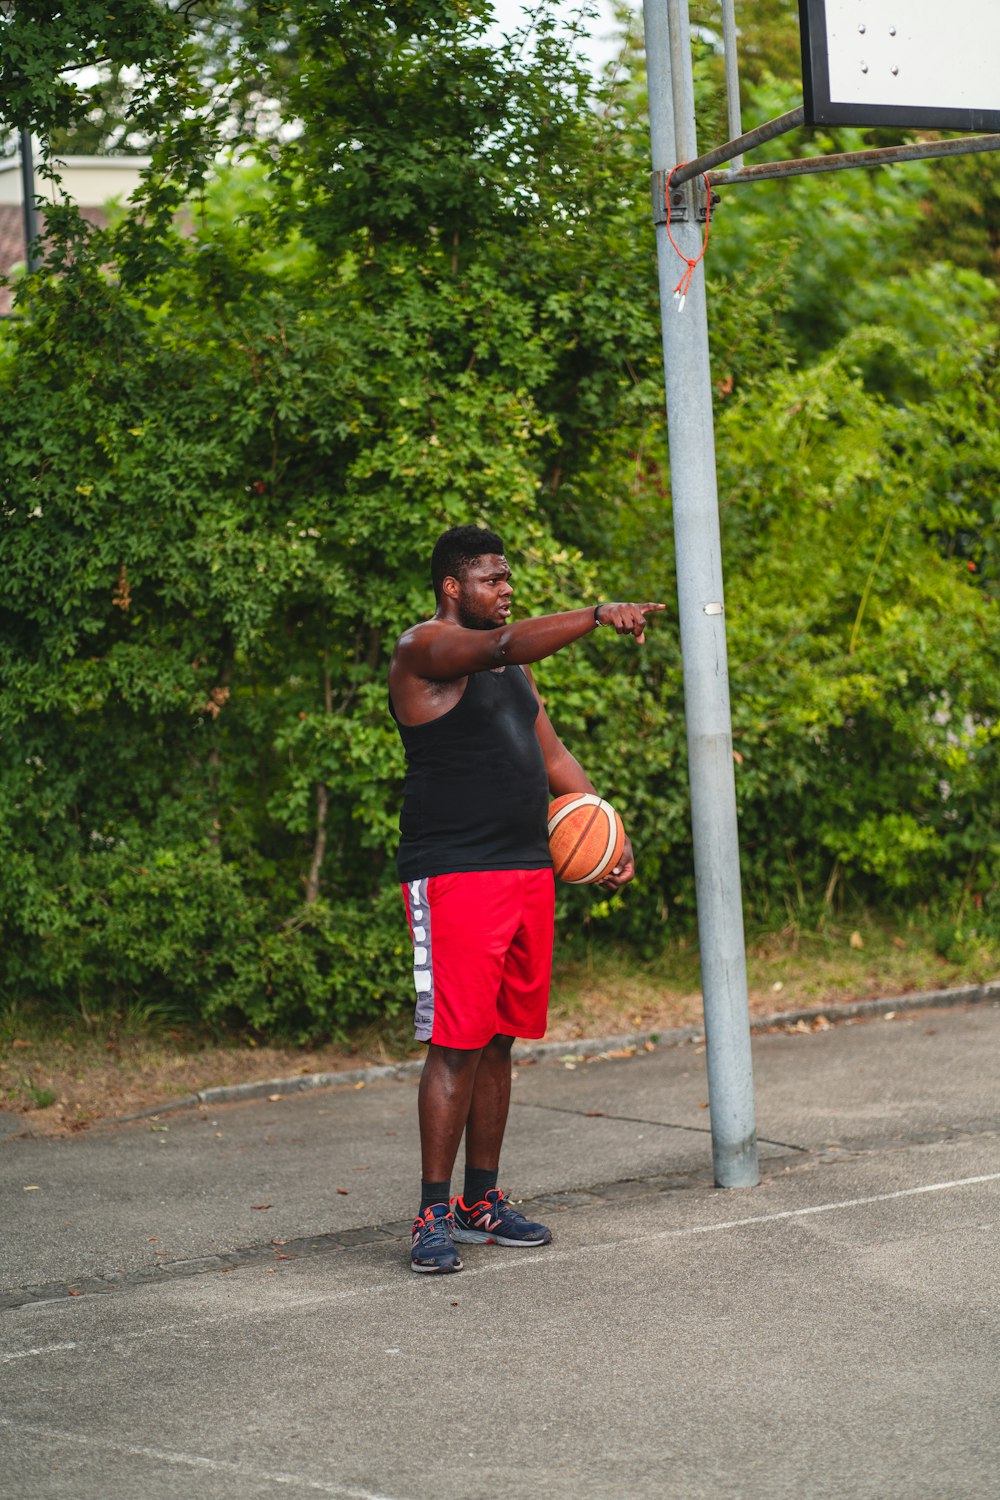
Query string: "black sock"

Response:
xmin=419 ymin=1179 xmax=451 ymax=1216
xmin=463 ymin=1164 xmax=499 ymax=1207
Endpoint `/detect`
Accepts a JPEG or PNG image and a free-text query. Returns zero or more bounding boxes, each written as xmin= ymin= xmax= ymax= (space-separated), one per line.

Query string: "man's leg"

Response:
xmin=417 ymin=1041 xmax=483 ymax=1199
xmin=417 ymin=1034 xmax=512 ymax=1204
xmin=453 ymin=1030 xmax=552 ymax=1248
xmin=464 ymin=1032 xmax=514 ymax=1172
xmin=411 ymin=1042 xmax=482 ymax=1275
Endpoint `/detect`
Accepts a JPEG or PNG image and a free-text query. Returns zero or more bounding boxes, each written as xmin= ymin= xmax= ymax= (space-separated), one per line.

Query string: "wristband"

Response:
xmin=594 ymin=604 xmax=604 ymax=627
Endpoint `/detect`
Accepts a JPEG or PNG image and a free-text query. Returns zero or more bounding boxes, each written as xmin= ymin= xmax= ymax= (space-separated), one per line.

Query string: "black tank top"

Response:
xmin=391 ymin=666 xmax=551 ymax=881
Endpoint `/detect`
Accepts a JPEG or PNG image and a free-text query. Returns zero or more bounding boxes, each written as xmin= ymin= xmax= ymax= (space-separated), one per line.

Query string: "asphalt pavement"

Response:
xmin=2 ymin=997 xmax=998 ymax=1499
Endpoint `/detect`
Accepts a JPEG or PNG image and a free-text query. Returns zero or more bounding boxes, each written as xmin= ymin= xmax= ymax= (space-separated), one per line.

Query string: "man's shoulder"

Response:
xmin=393 ymin=616 xmax=447 ymax=665
xmin=389 ymin=620 xmax=470 ymax=711
xmin=395 ymin=615 xmax=450 ymax=645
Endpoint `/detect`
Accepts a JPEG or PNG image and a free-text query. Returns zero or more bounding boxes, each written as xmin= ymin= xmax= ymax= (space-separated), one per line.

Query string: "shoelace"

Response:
xmin=465 ymin=1192 xmax=528 ymax=1230
xmin=494 ymin=1198 xmax=530 ymax=1228
xmin=414 ymin=1209 xmax=453 ymax=1245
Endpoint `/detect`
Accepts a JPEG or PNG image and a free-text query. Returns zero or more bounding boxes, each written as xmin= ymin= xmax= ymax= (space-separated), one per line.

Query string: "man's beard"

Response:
xmin=457 ymin=600 xmax=499 ymax=631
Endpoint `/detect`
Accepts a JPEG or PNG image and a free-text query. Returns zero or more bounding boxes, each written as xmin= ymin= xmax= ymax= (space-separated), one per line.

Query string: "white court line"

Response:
xmin=632 ymin=1170 xmax=1000 ymax=1243
xmin=278 ymin=1169 xmax=1000 ymax=1295
xmin=5 ymin=1171 xmax=999 ymax=1362
xmin=0 ymin=1340 xmax=78 ymax=1363
xmin=4 ymin=1175 xmax=997 ymax=1497
xmin=0 ymin=1417 xmax=406 ymax=1500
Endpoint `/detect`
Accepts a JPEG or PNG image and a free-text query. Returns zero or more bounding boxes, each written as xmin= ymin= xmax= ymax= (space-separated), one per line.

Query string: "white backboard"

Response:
xmin=799 ymin=0 xmax=1000 ymax=130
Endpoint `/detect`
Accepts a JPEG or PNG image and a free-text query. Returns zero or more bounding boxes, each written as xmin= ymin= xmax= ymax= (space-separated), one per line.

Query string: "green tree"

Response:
xmin=1 ymin=0 xmax=997 ymax=1041
xmin=0 ymin=2 xmax=681 ymax=1033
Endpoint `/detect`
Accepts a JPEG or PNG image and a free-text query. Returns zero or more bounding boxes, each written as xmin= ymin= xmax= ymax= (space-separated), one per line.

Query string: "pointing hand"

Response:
xmin=595 ymin=602 xmax=666 ymax=644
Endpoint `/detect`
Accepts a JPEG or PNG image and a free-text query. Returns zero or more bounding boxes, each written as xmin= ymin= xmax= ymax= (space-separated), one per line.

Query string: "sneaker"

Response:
xmin=410 ymin=1202 xmax=463 ymax=1274
xmin=452 ymin=1188 xmax=552 ymax=1247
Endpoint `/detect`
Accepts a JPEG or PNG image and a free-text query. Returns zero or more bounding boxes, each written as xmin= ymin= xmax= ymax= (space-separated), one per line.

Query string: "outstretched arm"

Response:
xmin=396 ymin=601 xmax=665 ymax=684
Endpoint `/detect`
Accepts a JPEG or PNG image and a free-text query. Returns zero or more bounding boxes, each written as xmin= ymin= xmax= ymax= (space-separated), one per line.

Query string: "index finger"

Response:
xmin=639 ymin=603 xmax=667 ymax=615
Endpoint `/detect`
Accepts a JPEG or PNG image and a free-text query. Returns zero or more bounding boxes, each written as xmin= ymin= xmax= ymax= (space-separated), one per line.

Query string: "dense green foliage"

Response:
xmin=1 ymin=2 xmax=997 ymax=1037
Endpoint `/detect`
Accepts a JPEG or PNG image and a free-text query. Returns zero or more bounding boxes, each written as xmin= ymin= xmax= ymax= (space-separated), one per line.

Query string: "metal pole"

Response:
xmin=720 ymin=0 xmax=743 ymax=173
xmin=643 ymin=0 xmax=759 ymax=1188
xmin=667 ymin=0 xmax=696 ymax=158
xmin=643 ymin=0 xmax=677 ymax=164
xmin=18 ymin=130 xmax=42 ymax=273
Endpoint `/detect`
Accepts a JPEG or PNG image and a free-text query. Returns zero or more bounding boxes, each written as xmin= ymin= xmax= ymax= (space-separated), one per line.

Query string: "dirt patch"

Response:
xmin=0 ymin=989 xmax=949 ymax=1138
xmin=1 ymin=1037 xmax=420 ymax=1138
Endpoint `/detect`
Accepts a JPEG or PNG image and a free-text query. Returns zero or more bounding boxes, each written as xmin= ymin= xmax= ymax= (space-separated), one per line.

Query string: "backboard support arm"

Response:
xmin=707 ymin=130 xmax=1000 ymax=185
xmin=653 ymin=106 xmax=1000 ymax=215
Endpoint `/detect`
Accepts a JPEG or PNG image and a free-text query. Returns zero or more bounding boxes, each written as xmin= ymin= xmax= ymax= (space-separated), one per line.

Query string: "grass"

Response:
xmin=546 ymin=909 xmax=998 ymax=1039
xmin=2 ymin=908 xmax=997 ymax=1134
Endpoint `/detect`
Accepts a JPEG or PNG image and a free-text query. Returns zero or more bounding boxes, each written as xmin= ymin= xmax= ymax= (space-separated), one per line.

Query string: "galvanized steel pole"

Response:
xmin=720 ymin=0 xmax=744 ymax=172
xmin=19 ymin=130 xmax=42 ymax=273
xmin=642 ymin=0 xmax=759 ymax=1187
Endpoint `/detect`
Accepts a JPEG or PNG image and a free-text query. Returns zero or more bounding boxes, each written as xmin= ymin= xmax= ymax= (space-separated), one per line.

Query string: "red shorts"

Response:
xmin=401 ymin=870 xmax=555 ymax=1049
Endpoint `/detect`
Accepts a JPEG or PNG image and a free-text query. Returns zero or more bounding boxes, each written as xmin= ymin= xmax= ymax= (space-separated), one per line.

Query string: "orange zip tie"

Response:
xmin=665 ymin=165 xmax=712 ymax=313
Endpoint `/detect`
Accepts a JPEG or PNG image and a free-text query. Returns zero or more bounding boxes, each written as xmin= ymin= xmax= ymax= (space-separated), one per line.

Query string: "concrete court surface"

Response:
xmin=1 ymin=1000 xmax=998 ymax=1500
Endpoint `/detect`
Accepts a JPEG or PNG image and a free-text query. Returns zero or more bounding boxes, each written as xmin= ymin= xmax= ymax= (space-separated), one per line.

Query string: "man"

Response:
xmin=389 ymin=524 xmax=663 ymax=1273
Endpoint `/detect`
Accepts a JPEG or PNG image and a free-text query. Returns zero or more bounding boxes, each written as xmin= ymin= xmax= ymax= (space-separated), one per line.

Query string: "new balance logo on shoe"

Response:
xmin=452 ymin=1189 xmax=552 ymax=1247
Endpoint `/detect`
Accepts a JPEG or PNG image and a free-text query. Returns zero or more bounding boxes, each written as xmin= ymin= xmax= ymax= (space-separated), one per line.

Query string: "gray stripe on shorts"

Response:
xmin=407 ymin=878 xmax=435 ymax=1041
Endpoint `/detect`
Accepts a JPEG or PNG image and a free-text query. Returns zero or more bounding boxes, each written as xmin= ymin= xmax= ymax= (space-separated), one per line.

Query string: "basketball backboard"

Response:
xmin=799 ymin=0 xmax=1000 ymax=132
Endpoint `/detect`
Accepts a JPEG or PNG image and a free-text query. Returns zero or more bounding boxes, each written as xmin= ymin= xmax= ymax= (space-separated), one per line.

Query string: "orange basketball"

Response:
xmin=547 ymin=794 xmax=626 ymax=885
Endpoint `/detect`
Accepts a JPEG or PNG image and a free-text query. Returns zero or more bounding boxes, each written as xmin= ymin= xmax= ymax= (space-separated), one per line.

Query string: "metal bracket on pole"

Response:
xmin=651 ymin=170 xmax=688 ymax=224
xmin=651 ymin=171 xmax=716 ymax=225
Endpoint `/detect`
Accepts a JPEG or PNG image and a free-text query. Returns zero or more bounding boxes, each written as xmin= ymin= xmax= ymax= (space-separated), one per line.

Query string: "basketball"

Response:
xmin=547 ymin=793 xmax=626 ymax=885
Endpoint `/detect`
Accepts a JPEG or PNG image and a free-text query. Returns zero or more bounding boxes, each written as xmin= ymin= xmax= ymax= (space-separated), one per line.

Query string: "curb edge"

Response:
xmin=107 ymin=979 xmax=1000 ymax=1126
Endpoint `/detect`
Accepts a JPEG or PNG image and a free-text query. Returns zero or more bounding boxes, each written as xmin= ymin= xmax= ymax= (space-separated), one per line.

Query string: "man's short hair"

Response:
xmin=431 ymin=525 xmax=505 ymax=598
